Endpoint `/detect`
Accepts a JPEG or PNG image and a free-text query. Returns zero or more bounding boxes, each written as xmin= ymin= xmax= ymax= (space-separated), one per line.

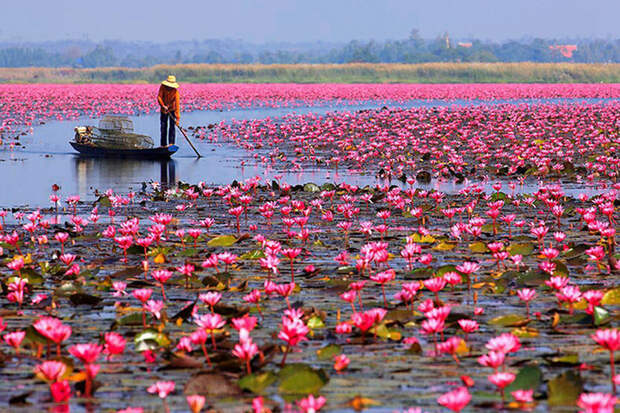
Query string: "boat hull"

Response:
xmin=70 ymin=142 xmax=178 ymax=159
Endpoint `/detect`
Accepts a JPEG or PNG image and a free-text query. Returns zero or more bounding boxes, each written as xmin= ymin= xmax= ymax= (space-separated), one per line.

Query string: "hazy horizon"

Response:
xmin=2 ymin=0 xmax=618 ymax=43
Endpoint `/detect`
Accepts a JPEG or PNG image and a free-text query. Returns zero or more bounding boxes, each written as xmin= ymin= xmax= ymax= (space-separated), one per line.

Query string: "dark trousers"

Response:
xmin=160 ymin=113 xmax=176 ymax=146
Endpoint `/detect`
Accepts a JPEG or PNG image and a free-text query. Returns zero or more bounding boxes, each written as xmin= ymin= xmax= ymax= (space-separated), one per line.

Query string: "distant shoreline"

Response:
xmin=0 ymin=63 xmax=619 ymax=84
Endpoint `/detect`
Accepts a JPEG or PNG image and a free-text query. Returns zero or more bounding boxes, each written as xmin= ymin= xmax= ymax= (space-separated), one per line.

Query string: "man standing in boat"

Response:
xmin=157 ymin=75 xmax=180 ymax=147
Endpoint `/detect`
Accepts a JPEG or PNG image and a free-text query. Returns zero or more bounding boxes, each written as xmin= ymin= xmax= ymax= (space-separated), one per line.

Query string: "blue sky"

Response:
xmin=2 ymin=0 xmax=618 ymax=42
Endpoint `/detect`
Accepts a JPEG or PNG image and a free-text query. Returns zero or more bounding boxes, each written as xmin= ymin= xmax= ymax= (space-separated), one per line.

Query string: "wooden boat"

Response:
xmin=70 ymin=142 xmax=178 ymax=159
xmin=70 ymin=115 xmax=178 ymax=159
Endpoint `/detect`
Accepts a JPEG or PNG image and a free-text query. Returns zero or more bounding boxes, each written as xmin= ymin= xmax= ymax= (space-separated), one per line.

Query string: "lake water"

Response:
xmin=0 ymin=98 xmax=612 ymax=207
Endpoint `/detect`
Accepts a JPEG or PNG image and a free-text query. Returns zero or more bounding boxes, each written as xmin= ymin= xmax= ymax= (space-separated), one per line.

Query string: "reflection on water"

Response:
xmin=160 ymin=160 xmax=176 ymax=187
xmin=75 ymin=157 xmax=178 ymax=191
xmin=74 ymin=157 xmax=165 ymax=194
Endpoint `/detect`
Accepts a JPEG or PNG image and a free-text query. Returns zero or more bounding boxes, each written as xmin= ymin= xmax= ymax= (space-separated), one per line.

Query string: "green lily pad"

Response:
xmin=433 ymin=241 xmax=456 ymax=251
xmin=238 ymin=371 xmax=277 ymax=394
xmin=117 ymin=312 xmax=144 ymax=326
xmin=515 ymin=270 xmax=547 ymax=287
xmin=547 ymin=371 xmax=583 ymax=406
xmin=374 ymin=323 xmax=402 ymax=341
xmin=409 ymin=233 xmax=436 ymax=244
xmin=20 ymin=268 xmax=44 ymax=284
xmin=134 ymin=328 xmax=171 ymax=351
xmin=488 ymin=314 xmax=528 ymax=327
xmin=307 ymin=316 xmax=325 ymax=329
xmin=481 ymin=223 xmax=499 ymax=234
xmin=278 ymin=364 xmax=329 ymax=395
xmin=552 ymin=260 xmax=569 ymax=277
xmin=53 ymin=281 xmax=80 ymax=297
xmin=545 ymin=354 xmax=580 ymax=366
xmin=24 ymin=325 xmax=48 ymax=346
xmin=507 ymin=243 xmax=535 ymax=256
xmin=436 ymin=265 xmax=458 ymax=277
xmin=594 ymin=306 xmax=611 ymax=326
xmin=207 ymin=235 xmax=237 ymax=247
xmin=316 ymin=344 xmax=341 ymax=360
xmin=602 ymin=288 xmax=620 ymax=305
xmin=239 ymin=250 xmax=266 ymax=260
xmin=505 ymin=365 xmax=542 ymax=394
xmin=303 ymin=183 xmax=320 ymax=193
xmin=336 ymin=266 xmax=356 ymax=275
xmin=562 ymin=244 xmax=589 ymax=259
xmin=178 ymin=248 xmax=199 ymax=257
xmin=96 ymin=196 xmax=112 ymax=207
xmin=406 ymin=267 xmax=433 ymax=280
xmin=469 ymin=241 xmax=490 ymax=253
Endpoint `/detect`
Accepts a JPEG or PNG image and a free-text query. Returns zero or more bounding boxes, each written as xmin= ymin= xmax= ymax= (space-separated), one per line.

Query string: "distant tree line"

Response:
xmin=0 ymin=31 xmax=619 ymax=67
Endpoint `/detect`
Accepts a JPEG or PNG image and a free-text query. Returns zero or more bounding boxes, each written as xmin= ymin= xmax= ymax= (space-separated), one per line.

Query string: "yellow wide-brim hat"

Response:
xmin=161 ymin=75 xmax=179 ymax=89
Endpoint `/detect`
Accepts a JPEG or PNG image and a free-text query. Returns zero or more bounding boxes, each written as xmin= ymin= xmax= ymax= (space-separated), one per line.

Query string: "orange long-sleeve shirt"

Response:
xmin=157 ymin=85 xmax=180 ymax=120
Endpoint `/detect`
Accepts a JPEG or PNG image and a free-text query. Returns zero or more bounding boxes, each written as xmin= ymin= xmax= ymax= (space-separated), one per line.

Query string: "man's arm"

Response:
xmin=174 ymin=90 xmax=180 ymax=124
xmin=157 ymin=86 xmax=168 ymax=111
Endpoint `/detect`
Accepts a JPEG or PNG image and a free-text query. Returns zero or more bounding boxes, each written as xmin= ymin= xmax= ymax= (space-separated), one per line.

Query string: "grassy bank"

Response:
xmin=0 ymin=63 xmax=619 ymax=83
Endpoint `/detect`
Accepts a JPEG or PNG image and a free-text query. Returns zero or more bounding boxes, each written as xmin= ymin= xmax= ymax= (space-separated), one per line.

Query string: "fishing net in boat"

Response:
xmin=74 ymin=115 xmax=154 ymax=149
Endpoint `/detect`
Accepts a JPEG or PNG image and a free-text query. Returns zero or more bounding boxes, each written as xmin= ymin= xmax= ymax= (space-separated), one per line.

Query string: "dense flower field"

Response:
xmin=1 ymin=83 xmax=620 ymax=136
xmin=203 ymin=102 xmax=620 ymax=184
xmin=0 ymin=175 xmax=618 ymax=412
xmin=0 ymin=83 xmax=619 ymax=412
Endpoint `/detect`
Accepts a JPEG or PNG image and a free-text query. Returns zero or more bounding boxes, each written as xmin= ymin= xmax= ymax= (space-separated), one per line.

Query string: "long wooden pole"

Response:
xmin=169 ymin=113 xmax=202 ymax=158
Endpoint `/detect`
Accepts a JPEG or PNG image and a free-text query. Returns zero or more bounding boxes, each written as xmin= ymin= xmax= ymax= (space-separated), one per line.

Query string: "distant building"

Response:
xmin=457 ymin=42 xmax=473 ymax=48
xmin=549 ymin=45 xmax=577 ymax=58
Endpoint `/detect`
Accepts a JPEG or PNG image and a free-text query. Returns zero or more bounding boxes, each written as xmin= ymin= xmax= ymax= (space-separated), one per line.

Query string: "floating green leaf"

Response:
xmin=134 ymin=328 xmax=170 ymax=351
xmin=505 ymin=365 xmax=542 ymax=394
xmin=545 ymin=354 xmax=579 ymax=366
xmin=96 ymin=196 xmax=112 ymax=207
xmin=488 ymin=314 xmax=528 ymax=327
xmin=469 ymin=241 xmax=490 ymax=253
xmin=602 ymin=288 xmax=620 ymax=305
xmin=207 ymin=235 xmax=237 ymax=247
xmin=303 ymin=183 xmax=320 ymax=193
xmin=374 ymin=323 xmax=402 ymax=341
xmin=178 ymin=248 xmax=199 ymax=257
xmin=239 ymin=250 xmax=266 ymax=260
xmin=20 ymin=268 xmax=44 ymax=284
xmin=507 ymin=243 xmax=535 ymax=256
xmin=409 ymin=233 xmax=436 ymax=244
xmin=117 ymin=312 xmax=144 ymax=326
xmin=436 ymin=265 xmax=458 ymax=277
xmin=433 ymin=241 xmax=456 ymax=251
xmin=238 ymin=371 xmax=277 ymax=394
xmin=278 ymin=364 xmax=329 ymax=395
xmin=548 ymin=371 xmax=583 ymax=406
xmin=594 ymin=306 xmax=610 ymax=326
xmin=316 ymin=344 xmax=341 ymax=360
xmin=307 ymin=316 xmax=325 ymax=329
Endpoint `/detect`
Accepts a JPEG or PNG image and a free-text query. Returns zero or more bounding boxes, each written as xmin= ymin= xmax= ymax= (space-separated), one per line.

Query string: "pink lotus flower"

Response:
xmin=297 ymin=394 xmax=326 ymax=413
xmin=186 ymin=394 xmax=206 ymax=413
xmin=50 ymin=380 xmax=71 ymax=403
xmin=232 ymin=337 xmax=259 ymax=374
xmin=35 ymin=360 xmax=67 ymax=382
xmin=147 ymin=380 xmax=175 ymax=399
xmin=437 ymin=386 xmax=471 ymax=412
xmin=577 ymin=392 xmax=616 ymax=413
xmin=104 ymin=332 xmax=126 ymax=359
